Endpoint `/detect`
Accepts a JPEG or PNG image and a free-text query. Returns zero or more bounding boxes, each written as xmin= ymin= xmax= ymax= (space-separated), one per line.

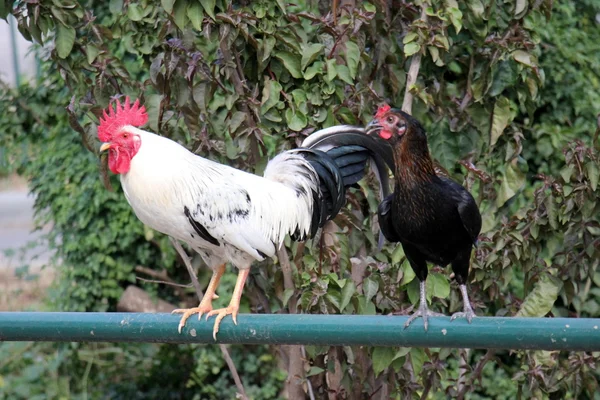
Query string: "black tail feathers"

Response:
xmin=293 ymin=125 xmax=395 ymax=241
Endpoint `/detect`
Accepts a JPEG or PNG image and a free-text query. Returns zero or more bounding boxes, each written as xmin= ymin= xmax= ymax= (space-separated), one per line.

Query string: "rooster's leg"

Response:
xmin=450 ymin=284 xmax=476 ymax=323
xmin=404 ymin=280 xmax=445 ymax=331
xmin=206 ymin=268 xmax=250 ymax=340
xmin=172 ymin=263 xmax=226 ymax=333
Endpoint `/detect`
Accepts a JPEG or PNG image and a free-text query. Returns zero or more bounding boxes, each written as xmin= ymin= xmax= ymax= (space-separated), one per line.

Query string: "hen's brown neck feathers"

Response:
xmin=393 ymin=123 xmax=436 ymax=186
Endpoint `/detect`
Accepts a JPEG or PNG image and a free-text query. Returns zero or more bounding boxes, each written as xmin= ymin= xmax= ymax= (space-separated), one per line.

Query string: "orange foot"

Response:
xmin=206 ymin=303 xmax=239 ymax=340
xmin=172 ymin=294 xmax=219 ymax=334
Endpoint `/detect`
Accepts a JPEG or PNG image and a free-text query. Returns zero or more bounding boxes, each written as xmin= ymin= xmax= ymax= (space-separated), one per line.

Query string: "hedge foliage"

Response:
xmin=1 ymin=0 xmax=599 ymax=398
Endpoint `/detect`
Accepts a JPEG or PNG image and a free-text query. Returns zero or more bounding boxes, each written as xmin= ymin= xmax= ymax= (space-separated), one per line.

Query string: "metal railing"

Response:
xmin=1 ymin=312 xmax=599 ymax=351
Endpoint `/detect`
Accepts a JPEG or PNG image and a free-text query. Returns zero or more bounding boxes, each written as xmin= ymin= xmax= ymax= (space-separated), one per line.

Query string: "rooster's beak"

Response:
xmin=99 ymin=143 xmax=112 ymax=153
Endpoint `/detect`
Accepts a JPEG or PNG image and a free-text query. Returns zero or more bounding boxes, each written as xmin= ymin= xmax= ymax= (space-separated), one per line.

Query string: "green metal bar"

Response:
xmin=1 ymin=313 xmax=600 ymax=351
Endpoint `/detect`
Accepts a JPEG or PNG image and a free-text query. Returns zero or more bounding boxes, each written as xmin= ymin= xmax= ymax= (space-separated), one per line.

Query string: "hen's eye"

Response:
xmin=123 ymin=133 xmax=128 ymax=138
xmin=386 ymin=116 xmax=395 ymax=124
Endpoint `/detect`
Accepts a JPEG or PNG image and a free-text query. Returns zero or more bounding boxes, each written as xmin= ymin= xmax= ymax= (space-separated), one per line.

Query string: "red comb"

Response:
xmin=98 ymin=96 xmax=148 ymax=142
xmin=375 ymin=104 xmax=391 ymax=119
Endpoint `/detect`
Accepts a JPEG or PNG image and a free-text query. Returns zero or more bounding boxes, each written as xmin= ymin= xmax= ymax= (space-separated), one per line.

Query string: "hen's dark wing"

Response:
xmin=440 ymin=177 xmax=482 ymax=245
xmin=377 ymin=194 xmax=401 ymax=243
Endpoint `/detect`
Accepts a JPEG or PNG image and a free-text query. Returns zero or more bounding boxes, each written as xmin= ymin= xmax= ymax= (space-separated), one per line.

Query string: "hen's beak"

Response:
xmin=99 ymin=143 xmax=112 ymax=153
xmin=366 ymin=119 xmax=382 ymax=135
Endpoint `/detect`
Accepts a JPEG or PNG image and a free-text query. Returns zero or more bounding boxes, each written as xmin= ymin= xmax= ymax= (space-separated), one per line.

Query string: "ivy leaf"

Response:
xmin=363 ymin=277 xmax=379 ymax=303
xmin=345 ymin=41 xmax=360 ymax=79
xmin=339 ymin=281 xmax=355 ymax=311
xmin=372 ymin=347 xmax=395 ymax=375
xmin=0 ymin=0 xmax=10 ymax=20
xmin=285 ymin=109 xmax=307 ymax=131
xmin=516 ymin=274 xmax=562 ymax=317
xmin=428 ymin=273 xmax=450 ymax=299
xmin=161 ymin=0 xmax=175 ymax=13
xmin=173 ymin=0 xmax=188 ymax=30
xmin=127 ymin=3 xmax=144 ymax=21
xmin=512 ymin=50 xmax=537 ymax=69
xmin=326 ymin=58 xmax=337 ymax=81
xmin=301 ymin=43 xmax=324 ymax=71
xmin=55 ymin=24 xmax=76 ymax=59
xmin=336 ymin=65 xmax=353 ymax=85
xmin=403 ymin=42 xmax=421 ymax=57
xmin=496 ymin=160 xmax=525 ymax=207
xmin=228 ymin=111 xmax=246 ymax=134
xmin=199 ymin=0 xmax=216 ymax=20
xmin=260 ymin=78 xmax=282 ymax=113
xmin=586 ymin=162 xmax=598 ymax=191
xmin=490 ymin=96 xmax=513 ymax=146
xmin=303 ymin=61 xmax=323 ymax=80
xmin=187 ymin=1 xmax=204 ymax=30
xmin=86 ymin=45 xmax=100 ymax=64
xmin=275 ymin=51 xmax=303 ymax=78
xmin=410 ymin=348 xmax=426 ymax=375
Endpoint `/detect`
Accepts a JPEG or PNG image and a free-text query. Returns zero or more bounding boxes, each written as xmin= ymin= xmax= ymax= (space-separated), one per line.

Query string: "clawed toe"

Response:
xmin=172 ymin=304 xmax=213 ymax=333
xmin=450 ymin=310 xmax=476 ymax=323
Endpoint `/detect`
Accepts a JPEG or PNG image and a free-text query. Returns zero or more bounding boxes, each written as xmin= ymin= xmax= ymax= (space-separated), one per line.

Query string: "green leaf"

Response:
xmin=490 ymin=96 xmax=513 ymax=146
xmin=586 ymin=162 xmax=598 ymax=191
xmin=363 ymin=277 xmax=379 ymax=303
xmin=372 ymin=347 xmax=395 ymax=375
xmin=514 ymin=0 xmax=528 ymax=19
xmin=512 ymin=50 xmax=537 ymax=68
xmin=187 ymin=1 xmax=204 ymax=30
xmin=403 ymin=32 xmax=418 ymax=44
xmin=109 ymin=0 xmax=123 ymax=14
xmin=326 ymin=58 xmax=337 ymax=81
xmin=145 ymin=94 xmax=164 ymax=132
xmin=86 ymin=45 xmax=100 ymax=64
xmin=0 ymin=0 xmax=10 ymax=20
xmin=516 ymin=274 xmax=562 ymax=317
xmin=406 ymin=279 xmax=420 ymax=305
xmin=260 ymin=78 xmax=282 ymax=113
xmin=345 ymin=41 xmax=360 ymax=79
xmin=339 ymin=281 xmax=355 ymax=311
xmin=281 ymin=288 xmax=294 ymax=307
xmin=428 ymin=272 xmax=450 ymax=299
xmin=410 ymin=348 xmax=426 ymax=375
xmin=173 ymin=0 xmax=188 ymax=30
xmin=161 ymin=0 xmax=175 ymax=13
xmin=228 ymin=111 xmax=246 ymax=133
xmin=55 ymin=24 xmax=76 ymax=59
xmin=127 ymin=3 xmax=144 ymax=21
xmin=275 ymin=51 xmax=303 ymax=79
xmin=448 ymin=7 xmax=463 ymax=33
xmin=303 ymin=61 xmax=323 ymax=80
xmin=391 ymin=246 xmax=405 ymax=265
xmin=496 ymin=160 xmax=525 ymax=207
xmin=199 ymin=0 xmax=215 ymax=20
xmin=336 ymin=65 xmax=353 ymax=85
xmin=260 ymin=37 xmax=276 ymax=62
xmin=301 ymin=43 xmax=324 ymax=71
xmin=400 ymin=261 xmax=416 ymax=286
xmin=403 ymin=42 xmax=420 ymax=57
xmin=285 ymin=109 xmax=307 ymax=131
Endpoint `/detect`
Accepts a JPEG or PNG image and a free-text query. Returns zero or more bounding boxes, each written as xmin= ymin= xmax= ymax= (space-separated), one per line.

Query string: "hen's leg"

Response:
xmin=450 ymin=248 xmax=476 ymax=323
xmin=206 ymin=268 xmax=250 ymax=340
xmin=404 ymin=280 xmax=445 ymax=331
xmin=172 ymin=263 xmax=226 ymax=333
xmin=450 ymin=284 xmax=476 ymax=323
xmin=402 ymin=244 xmax=443 ymax=331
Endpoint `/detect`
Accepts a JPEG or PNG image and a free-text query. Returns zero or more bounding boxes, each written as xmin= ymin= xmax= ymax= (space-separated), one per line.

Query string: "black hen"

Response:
xmin=367 ymin=105 xmax=482 ymax=330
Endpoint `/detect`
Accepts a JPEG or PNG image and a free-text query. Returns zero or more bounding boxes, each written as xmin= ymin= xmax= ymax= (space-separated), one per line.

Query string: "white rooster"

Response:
xmin=98 ymin=97 xmax=392 ymax=338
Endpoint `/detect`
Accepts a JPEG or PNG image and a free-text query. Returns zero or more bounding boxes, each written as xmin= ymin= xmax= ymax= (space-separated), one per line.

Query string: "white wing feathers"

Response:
xmin=120 ymin=128 xmax=321 ymax=268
